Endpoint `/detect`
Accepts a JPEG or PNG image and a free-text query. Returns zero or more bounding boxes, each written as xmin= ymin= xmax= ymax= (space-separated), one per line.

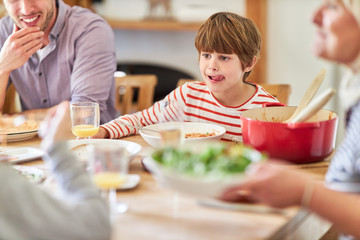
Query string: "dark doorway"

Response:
xmin=117 ymin=63 xmax=195 ymax=102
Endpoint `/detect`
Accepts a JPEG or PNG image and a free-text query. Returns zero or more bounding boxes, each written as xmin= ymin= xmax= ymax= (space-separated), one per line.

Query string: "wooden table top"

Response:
xmin=2 ymin=134 xmax=332 ymax=240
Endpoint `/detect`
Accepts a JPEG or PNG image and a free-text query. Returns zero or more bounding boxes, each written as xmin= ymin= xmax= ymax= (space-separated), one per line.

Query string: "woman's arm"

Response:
xmin=220 ymin=161 xmax=360 ymax=238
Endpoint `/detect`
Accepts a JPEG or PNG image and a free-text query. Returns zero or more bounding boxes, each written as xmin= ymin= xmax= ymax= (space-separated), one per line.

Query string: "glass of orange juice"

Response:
xmin=88 ymin=144 xmax=129 ymax=216
xmin=70 ymin=102 xmax=100 ymax=138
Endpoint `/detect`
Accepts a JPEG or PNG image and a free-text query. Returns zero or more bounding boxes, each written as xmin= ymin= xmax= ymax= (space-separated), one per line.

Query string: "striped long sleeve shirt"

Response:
xmin=326 ymin=101 xmax=360 ymax=190
xmin=102 ymin=81 xmax=279 ymax=142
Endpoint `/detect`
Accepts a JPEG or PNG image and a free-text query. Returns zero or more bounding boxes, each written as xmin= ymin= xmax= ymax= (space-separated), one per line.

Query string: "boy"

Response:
xmin=96 ymin=12 xmax=278 ymax=142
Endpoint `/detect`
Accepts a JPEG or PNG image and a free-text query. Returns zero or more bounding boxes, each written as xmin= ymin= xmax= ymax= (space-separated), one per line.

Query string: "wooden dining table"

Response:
xmin=4 ymin=134 xmax=333 ymax=240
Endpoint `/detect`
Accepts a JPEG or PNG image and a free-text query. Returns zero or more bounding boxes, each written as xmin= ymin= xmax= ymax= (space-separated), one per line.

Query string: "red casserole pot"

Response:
xmin=240 ymin=104 xmax=338 ymax=163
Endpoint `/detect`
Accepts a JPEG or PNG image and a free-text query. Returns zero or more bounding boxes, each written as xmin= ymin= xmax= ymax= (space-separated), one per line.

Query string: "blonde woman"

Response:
xmin=221 ymin=1 xmax=360 ymax=239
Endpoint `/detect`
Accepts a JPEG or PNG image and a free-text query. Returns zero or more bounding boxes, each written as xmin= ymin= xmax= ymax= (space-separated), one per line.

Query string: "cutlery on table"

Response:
xmin=197 ymin=198 xmax=290 ymax=215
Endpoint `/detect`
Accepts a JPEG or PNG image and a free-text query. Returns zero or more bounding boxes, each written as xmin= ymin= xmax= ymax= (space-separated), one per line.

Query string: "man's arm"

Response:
xmin=70 ymin=20 xmax=117 ymax=123
xmin=0 ymin=25 xmax=43 ymax=110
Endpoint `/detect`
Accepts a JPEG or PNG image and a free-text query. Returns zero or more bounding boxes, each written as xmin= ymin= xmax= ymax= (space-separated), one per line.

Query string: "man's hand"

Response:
xmin=0 ymin=25 xmax=43 ymax=74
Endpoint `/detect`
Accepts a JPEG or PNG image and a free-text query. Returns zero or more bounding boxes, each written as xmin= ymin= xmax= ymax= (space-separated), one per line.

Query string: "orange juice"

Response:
xmin=93 ymin=172 xmax=126 ymax=190
xmin=72 ymin=125 xmax=99 ymax=137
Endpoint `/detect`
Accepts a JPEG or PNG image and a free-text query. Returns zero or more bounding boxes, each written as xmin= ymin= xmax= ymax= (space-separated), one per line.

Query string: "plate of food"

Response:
xmin=139 ymin=122 xmax=226 ymax=148
xmin=13 ymin=165 xmax=46 ymax=184
xmin=67 ymin=139 xmax=142 ymax=162
xmin=0 ymin=116 xmax=38 ymax=142
xmin=1 ymin=147 xmax=45 ymax=163
xmin=143 ymin=143 xmax=265 ymax=198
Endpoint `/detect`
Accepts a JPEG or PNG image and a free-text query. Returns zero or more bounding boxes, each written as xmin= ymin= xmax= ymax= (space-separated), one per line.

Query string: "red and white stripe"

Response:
xmin=102 ymin=81 xmax=278 ymax=142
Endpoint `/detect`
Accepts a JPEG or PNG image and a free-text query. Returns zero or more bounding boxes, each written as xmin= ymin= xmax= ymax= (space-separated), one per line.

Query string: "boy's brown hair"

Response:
xmin=195 ymin=12 xmax=261 ymax=81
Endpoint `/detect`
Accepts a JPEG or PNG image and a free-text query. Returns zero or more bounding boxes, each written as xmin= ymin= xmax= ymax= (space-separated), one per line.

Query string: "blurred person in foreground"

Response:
xmin=0 ymin=0 xmax=117 ymax=123
xmin=95 ymin=12 xmax=279 ymax=142
xmin=221 ymin=0 xmax=360 ymax=239
xmin=0 ymin=101 xmax=111 ymax=240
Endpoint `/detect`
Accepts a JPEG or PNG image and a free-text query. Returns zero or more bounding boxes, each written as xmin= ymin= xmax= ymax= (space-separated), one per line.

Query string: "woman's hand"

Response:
xmin=220 ymin=161 xmax=311 ymax=208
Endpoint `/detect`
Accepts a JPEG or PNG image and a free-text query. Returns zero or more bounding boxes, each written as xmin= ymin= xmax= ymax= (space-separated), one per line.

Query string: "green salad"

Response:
xmin=152 ymin=143 xmax=266 ymax=179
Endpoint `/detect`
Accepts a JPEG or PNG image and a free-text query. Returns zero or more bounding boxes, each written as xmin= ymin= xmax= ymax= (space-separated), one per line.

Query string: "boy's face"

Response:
xmin=199 ymin=51 xmax=247 ymax=96
xmin=4 ymin=0 xmax=56 ymax=33
xmin=312 ymin=0 xmax=360 ymax=64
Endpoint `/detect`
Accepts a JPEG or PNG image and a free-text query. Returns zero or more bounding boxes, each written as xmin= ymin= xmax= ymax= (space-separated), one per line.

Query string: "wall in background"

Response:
xmin=96 ymin=0 xmax=245 ymax=21
xmin=104 ymin=0 xmax=345 ymax=142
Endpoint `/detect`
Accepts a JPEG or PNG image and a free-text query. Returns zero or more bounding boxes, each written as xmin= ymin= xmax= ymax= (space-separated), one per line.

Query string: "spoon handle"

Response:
xmin=290 ymin=88 xmax=335 ymax=123
xmin=285 ymin=69 xmax=326 ymax=123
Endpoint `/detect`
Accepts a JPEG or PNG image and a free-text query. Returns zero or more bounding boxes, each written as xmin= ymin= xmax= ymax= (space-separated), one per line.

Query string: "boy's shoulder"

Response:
xmin=184 ymin=80 xmax=207 ymax=88
xmin=184 ymin=81 xmax=210 ymax=94
xmin=254 ymin=84 xmax=279 ymax=103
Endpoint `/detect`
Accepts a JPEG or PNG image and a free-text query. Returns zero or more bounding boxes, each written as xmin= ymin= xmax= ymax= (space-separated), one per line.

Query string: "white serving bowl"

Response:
xmin=143 ymin=156 xmax=247 ymax=198
xmin=142 ymin=143 xmax=264 ymax=199
xmin=139 ymin=122 xmax=226 ymax=148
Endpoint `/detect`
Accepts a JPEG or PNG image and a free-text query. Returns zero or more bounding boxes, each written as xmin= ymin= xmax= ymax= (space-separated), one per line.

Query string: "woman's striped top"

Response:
xmin=326 ymin=101 xmax=360 ymax=190
xmin=101 ymin=81 xmax=279 ymax=142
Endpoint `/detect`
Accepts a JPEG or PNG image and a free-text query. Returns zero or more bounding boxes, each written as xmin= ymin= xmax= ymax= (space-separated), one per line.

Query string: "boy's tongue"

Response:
xmin=211 ymin=75 xmax=224 ymax=81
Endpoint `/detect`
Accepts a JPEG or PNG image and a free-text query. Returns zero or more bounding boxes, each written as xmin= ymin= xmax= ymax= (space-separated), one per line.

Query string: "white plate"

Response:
xmin=67 ymin=139 xmax=142 ymax=162
xmin=13 ymin=165 xmax=46 ymax=184
xmin=139 ymin=122 xmax=226 ymax=148
xmin=120 ymin=174 xmax=140 ymax=190
xmin=3 ymin=147 xmax=45 ymax=163
xmin=4 ymin=130 xmax=38 ymax=142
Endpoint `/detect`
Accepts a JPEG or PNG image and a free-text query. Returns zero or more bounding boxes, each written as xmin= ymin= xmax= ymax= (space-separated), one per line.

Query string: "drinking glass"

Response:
xmin=70 ymin=102 xmax=100 ymax=138
xmin=88 ymin=144 xmax=129 ymax=216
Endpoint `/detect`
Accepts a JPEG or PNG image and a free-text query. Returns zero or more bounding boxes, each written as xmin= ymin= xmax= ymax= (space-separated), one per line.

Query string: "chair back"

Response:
xmin=3 ymin=83 xmax=21 ymax=114
xmin=177 ymin=79 xmax=291 ymax=105
xmin=261 ymin=84 xmax=291 ymax=105
xmin=115 ymin=74 xmax=158 ymax=115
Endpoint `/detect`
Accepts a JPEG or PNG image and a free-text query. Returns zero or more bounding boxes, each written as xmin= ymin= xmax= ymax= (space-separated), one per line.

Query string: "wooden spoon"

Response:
xmin=284 ymin=69 xmax=327 ymax=123
xmin=289 ymin=88 xmax=335 ymax=123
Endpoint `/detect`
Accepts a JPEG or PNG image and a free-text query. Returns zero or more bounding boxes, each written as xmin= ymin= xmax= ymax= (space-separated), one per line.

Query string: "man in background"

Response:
xmin=0 ymin=0 xmax=117 ymax=123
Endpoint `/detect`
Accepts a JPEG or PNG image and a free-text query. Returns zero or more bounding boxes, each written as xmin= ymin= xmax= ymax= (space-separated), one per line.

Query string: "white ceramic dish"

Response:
xmin=68 ymin=139 xmax=142 ymax=162
xmin=13 ymin=165 xmax=46 ymax=184
xmin=3 ymin=147 xmax=45 ymax=163
xmin=4 ymin=130 xmax=38 ymax=142
xmin=120 ymin=174 xmax=140 ymax=190
xmin=142 ymin=156 xmax=248 ymax=199
xmin=139 ymin=122 xmax=226 ymax=148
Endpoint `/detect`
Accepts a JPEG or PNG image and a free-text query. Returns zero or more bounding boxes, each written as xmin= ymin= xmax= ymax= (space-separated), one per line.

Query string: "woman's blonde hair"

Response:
xmin=195 ymin=12 xmax=261 ymax=81
xmin=343 ymin=0 xmax=360 ymax=25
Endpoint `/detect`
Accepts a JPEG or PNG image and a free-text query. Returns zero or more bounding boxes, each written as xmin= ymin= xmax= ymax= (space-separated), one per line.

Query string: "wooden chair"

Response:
xmin=177 ymin=79 xmax=291 ymax=105
xmin=261 ymin=84 xmax=291 ymax=105
xmin=3 ymin=83 xmax=21 ymax=114
xmin=115 ymin=74 xmax=158 ymax=115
